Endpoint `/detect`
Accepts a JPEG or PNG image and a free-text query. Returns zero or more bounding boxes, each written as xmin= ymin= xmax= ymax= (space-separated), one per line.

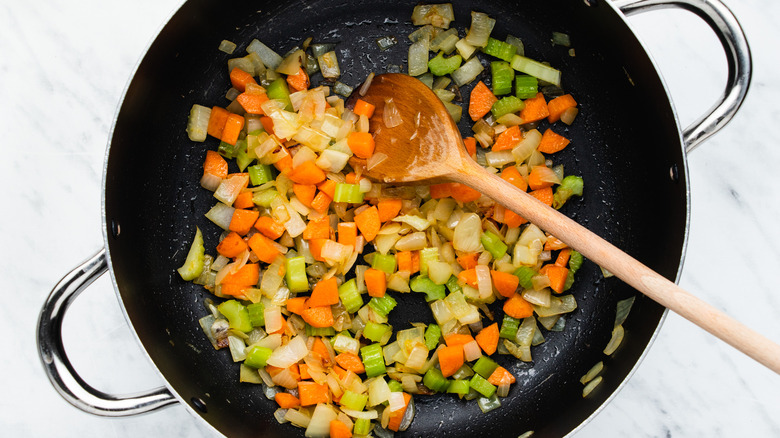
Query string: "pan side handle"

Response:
xmin=613 ymin=0 xmax=752 ymax=153
xmin=37 ymin=249 xmax=177 ymax=416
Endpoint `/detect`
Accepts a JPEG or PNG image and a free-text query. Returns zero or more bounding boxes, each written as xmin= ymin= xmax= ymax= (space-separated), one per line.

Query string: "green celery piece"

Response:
xmin=252 ymin=189 xmax=279 ymax=207
xmin=515 ymin=74 xmax=539 ymax=99
xmin=340 ymin=390 xmax=368 ymax=411
xmin=246 ymin=302 xmax=265 ymax=327
xmin=305 ymin=324 xmax=336 ymax=336
xmin=410 ymin=275 xmax=446 ymax=302
xmin=177 ymin=227 xmax=205 ymax=281
xmin=235 ymin=139 xmax=252 ymax=172
xmin=472 ymin=355 xmax=499 ymax=378
xmin=387 ymin=380 xmax=403 ymax=392
xmin=563 ymin=270 xmax=575 ymax=292
xmin=244 ymin=345 xmax=273 ymax=368
xmin=266 ymin=78 xmax=293 ymax=111
xmin=338 ymin=279 xmax=363 ymax=313
xmin=513 ymin=266 xmax=537 ymax=290
xmin=480 ymin=231 xmax=508 ymax=260
xmin=447 ymin=379 xmax=471 ymax=395
xmin=490 ymin=61 xmax=515 ymax=96
xmin=419 ymin=247 xmax=439 ymax=277
xmin=499 ymin=314 xmax=520 ymax=339
xmin=469 ymin=373 xmax=497 ymax=398
xmin=445 ymin=275 xmax=462 ymax=294
xmin=423 ymin=368 xmax=450 ymax=393
xmin=368 ymin=294 xmax=397 ymax=317
xmin=483 ymin=37 xmax=517 ymax=62
xmin=553 ymin=175 xmax=584 ymax=209
xmin=353 ymin=418 xmax=371 ymax=435
xmin=360 ymin=343 xmax=387 ymax=378
xmin=372 ymin=253 xmax=397 ymax=275
xmin=363 ymin=321 xmax=390 ymax=343
xmin=491 ymin=95 xmax=525 ymax=119
xmin=218 ymin=140 xmax=240 ymax=160
xmin=428 ymin=52 xmax=462 ymax=76
xmin=424 ymin=323 xmax=442 ymax=351
xmin=285 ymin=256 xmax=308 ymax=293
xmin=569 ymin=250 xmax=584 ymax=273
xmin=248 ymin=164 xmax=274 ymax=186
xmin=217 ymin=300 xmax=253 ymax=333
xmin=333 ymin=183 xmax=364 ymax=204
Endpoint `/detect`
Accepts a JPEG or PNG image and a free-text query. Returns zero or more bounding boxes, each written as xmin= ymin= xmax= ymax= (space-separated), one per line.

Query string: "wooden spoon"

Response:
xmin=350 ymin=73 xmax=780 ymax=374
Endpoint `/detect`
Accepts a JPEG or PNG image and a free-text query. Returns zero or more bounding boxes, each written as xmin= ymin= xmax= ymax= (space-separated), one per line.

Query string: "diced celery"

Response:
xmin=499 ymin=314 xmax=520 ymax=339
xmin=469 ymin=373 xmax=497 ymax=398
xmin=244 ymin=345 xmax=273 ymax=368
xmin=387 ymin=380 xmax=403 ymax=392
xmin=423 ymin=368 xmax=450 ymax=392
xmin=428 ymin=52 xmax=463 ymax=76
xmin=424 ymin=323 xmax=442 ymax=351
xmin=372 ymin=253 xmax=397 ymax=275
xmin=218 ymin=300 xmax=253 ymax=333
xmin=340 ymin=390 xmax=368 ymax=411
xmin=445 ymin=275 xmax=462 ymax=294
xmin=177 ymin=227 xmax=205 ymax=281
xmin=248 ymin=164 xmax=274 ymax=186
xmin=513 ymin=266 xmax=537 ymax=290
xmin=553 ymin=175 xmax=584 ymax=209
xmin=364 ymin=321 xmax=390 ymax=343
xmin=483 ymin=38 xmax=517 ymax=62
xmin=491 ymin=95 xmax=525 ymax=119
xmin=266 ymin=78 xmax=293 ymax=111
xmin=510 ymin=54 xmax=561 ymax=87
xmin=218 ymin=140 xmax=240 ymax=159
xmin=569 ymin=250 xmax=584 ymax=273
xmin=306 ymin=324 xmax=336 ymax=337
xmin=338 ymin=279 xmax=363 ymax=313
xmin=360 ymin=343 xmax=387 ymax=378
xmin=252 ymin=189 xmax=279 ymax=208
xmin=481 ymin=231 xmax=508 ymax=260
xmin=285 ymin=256 xmax=308 ymax=293
xmin=246 ymin=302 xmax=265 ymax=327
xmin=353 ymin=418 xmax=371 ymax=435
xmin=515 ymin=74 xmax=538 ymax=99
xmin=410 ymin=276 xmax=446 ymax=302
xmin=368 ymin=294 xmax=397 ymax=317
xmin=447 ymin=379 xmax=471 ymax=395
xmin=333 ymin=183 xmax=364 ymax=204
xmin=472 ymin=356 xmax=499 ymax=378
xmin=491 ymin=61 xmax=515 ymax=96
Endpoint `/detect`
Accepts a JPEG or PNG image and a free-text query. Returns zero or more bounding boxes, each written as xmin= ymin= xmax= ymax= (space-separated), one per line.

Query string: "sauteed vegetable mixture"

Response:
xmin=178 ymin=4 xmax=591 ymax=436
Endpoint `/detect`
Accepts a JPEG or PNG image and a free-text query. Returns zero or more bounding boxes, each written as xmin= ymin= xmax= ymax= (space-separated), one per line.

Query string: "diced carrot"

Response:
xmin=364 ymin=268 xmax=387 ymax=298
xmin=317 ymin=179 xmax=337 ymax=199
xmin=540 ymin=264 xmax=569 ymax=294
xmin=311 ymin=337 xmax=333 ymax=366
xmin=377 ymin=198 xmax=403 ymax=223
xmin=204 ymin=150 xmax=228 ymax=179
xmin=344 ymin=172 xmax=361 ymax=184
xmin=293 ymin=184 xmax=317 ymax=207
xmin=457 ymin=268 xmax=478 ymax=288
xmin=298 ymin=381 xmax=330 ymax=406
xmin=469 ymin=81 xmax=498 ymax=121
xmin=527 ymin=165 xmax=556 ymax=191
xmin=492 ymin=125 xmax=523 ymax=151
xmin=207 ymin=106 xmax=230 ymax=139
xmin=503 ymin=293 xmax=534 ymax=319
xmin=354 ymin=205 xmax=380 ymax=242
xmin=229 ymin=209 xmax=260 ymax=235
xmin=247 ymin=232 xmax=282 ymax=263
xmin=286 ymin=296 xmax=308 ymax=315
xmin=220 ymin=283 xmax=247 ymax=298
xmin=303 ymin=215 xmax=331 ymax=241
xmin=286 ymin=67 xmax=310 ymax=92
xmin=331 ymin=365 xmax=348 ymax=381
xmin=236 ymin=91 xmax=269 ymax=115
xmin=308 ymin=277 xmax=340 ymax=307
xmin=230 ymin=67 xmax=257 ymax=92
xmin=396 ymin=251 xmax=413 ymax=273
xmin=475 ymin=323 xmax=500 ymax=356
xmin=487 ymin=365 xmax=516 ymax=386
xmin=353 ymin=99 xmax=376 ymax=118
xmin=221 ymin=263 xmax=260 ymax=286
xmin=347 ymin=132 xmax=375 ymax=159
xmin=233 ymin=191 xmax=254 ymax=209
xmin=555 ymin=248 xmax=572 ymax=267
xmin=503 ymin=209 xmax=528 ymax=228
xmin=501 ymin=165 xmax=527 ymax=192
xmin=221 ymin=113 xmax=245 ymax=146
xmin=457 ymin=252 xmax=479 ymax=271
xmin=444 ymin=333 xmax=475 ymax=347
xmin=547 ymin=94 xmax=577 ymax=124
xmin=273 ymin=148 xmax=293 ymax=174
xmin=450 ymin=183 xmax=481 ymax=203
xmin=288 ymin=161 xmax=327 ymax=185
xmin=545 ymin=236 xmax=568 ymax=251
xmin=518 ymin=92 xmax=549 ymax=124
xmin=337 ymin=222 xmax=357 ymax=248
xmin=254 ymin=216 xmax=286 ymax=240
xmin=410 ymin=251 xmax=420 ymax=274
xmin=529 ymin=187 xmax=554 ymax=207
xmin=310 ymin=191 xmax=332 ymax=214
xmin=259 ymin=116 xmax=275 ymax=136
xmin=330 ymin=420 xmax=353 ymax=438
xmin=463 ymin=137 xmax=477 ymax=157
xmin=429 ymin=183 xmax=453 ymax=199
xmin=216 ymin=231 xmax=248 ymax=258
xmin=274 ymin=392 xmax=301 ymax=409
xmin=491 ymin=270 xmax=520 ymax=298
xmin=302 ymin=305 xmax=334 ymax=328
xmin=298 ymin=364 xmax=311 ymax=380
xmin=386 ymin=392 xmax=412 ymax=432
xmin=308 ymin=238 xmax=328 ymax=262
xmin=537 ymin=128 xmax=570 ymax=154
xmin=335 ymin=352 xmax=365 ymax=375
xmin=438 ymin=344 xmax=464 ymax=378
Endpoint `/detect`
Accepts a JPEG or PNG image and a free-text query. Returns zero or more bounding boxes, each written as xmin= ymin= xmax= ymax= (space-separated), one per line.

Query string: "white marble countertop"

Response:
xmin=3 ymin=0 xmax=779 ymax=436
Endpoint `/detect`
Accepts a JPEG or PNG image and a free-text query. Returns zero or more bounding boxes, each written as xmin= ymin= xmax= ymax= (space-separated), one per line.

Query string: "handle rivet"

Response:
xmin=191 ymin=397 xmax=208 ymax=413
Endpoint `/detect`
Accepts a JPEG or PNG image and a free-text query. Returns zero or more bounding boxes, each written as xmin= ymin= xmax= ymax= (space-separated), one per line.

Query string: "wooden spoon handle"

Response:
xmin=453 ymin=160 xmax=780 ymax=374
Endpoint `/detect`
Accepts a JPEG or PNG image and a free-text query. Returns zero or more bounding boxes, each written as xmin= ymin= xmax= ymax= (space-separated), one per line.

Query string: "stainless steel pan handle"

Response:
xmin=37 ymin=249 xmax=177 ymax=416
xmin=613 ymin=0 xmax=752 ymax=152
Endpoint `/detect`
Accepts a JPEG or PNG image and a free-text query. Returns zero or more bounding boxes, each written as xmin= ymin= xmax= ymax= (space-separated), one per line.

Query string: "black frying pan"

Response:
xmin=38 ymin=0 xmax=750 ymax=436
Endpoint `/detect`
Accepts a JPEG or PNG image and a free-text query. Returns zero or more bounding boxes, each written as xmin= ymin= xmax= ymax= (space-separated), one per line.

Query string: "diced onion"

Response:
xmin=205 ymin=203 xmax=235 ymax=230
xmin=305 ymin=404 xmax=338 ymax=437
xmin=284 ymin=408 xmax=311 ymax=427
xmin=453 ymin=213 xmax=482 ymax=252
xmin=247 ymin=39 xmax=282 ymax=70
xmin=580 ymin=361 xmax=604 ymax=385
xmin=582 ymin=376 xmax=603 ymax=398
xmin=200 ymin=172 xmax=223 ymax=192
xmin=475 ymin=265 xmax=492 ymax=299
xmin=186 ymin=104 xmax=211 ymax=142
xmin=383 ymin=98 xmax=403 ymax=128
xmin=603 ymin=324 xmax=625 ymax=355
xmin=408 ymin=37 xmax=430 ymax=77
xmin=465 ymin=12 xmax=496 ymax=47
xmin=366 ymin=152 xmax=388 ymax=171
xmin=463 ymin=340 xmax=482 ymax=361
xmin=451 ymin=57 xmax=484 ymax=87
xmin=341 ymin=408 xmax=379 ymax=420
xmin=359 ymin=72 xmax=375 ymax=96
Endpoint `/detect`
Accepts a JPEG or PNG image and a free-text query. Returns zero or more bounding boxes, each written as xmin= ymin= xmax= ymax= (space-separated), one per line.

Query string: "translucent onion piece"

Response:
xmin=451 ymin=57 xmax=485 ymax=87
xmin=475 ymin=265 xmax=492 ymax=299
xmin=453 ymin=213 xmax=483 ymax=252
xmin=393 ymin=215 xmax=430 ymax=231
xmin=463 ymin=339 xmax=482 ymax=362
xmin=305 ymin=404 xmax=338 ymax=437
xmin=227 ymin=335 xmax=247 ymax=362
xmin=582 ymin=376 xmax=603 ymax=398
xmin=264 ymin=305 xmax=283 ymax=334
xmin=580 ymin=361 xmax=604 ymax=385
xmin=615 ymin=296 xmax=636 ymax=327
xmin=342 ymin=408 xmax=379 ymax=420
xmin=533 ymin=295 xmax=577 ymax=317
xmin=200 ymin=172 xmax=223 ymax=192
xmin=408 ymin=37 xmax=430 ymax=76
xmin=561 ymin=106 xmax=579 ymax=125
xmin=366 ymin=152 xmax=389 ymax=171
xmin=478 ymin=394 xmax=502 ymax=413
xmin=318 ymin=51 xmax=341 ymax=79
xmin=284 ymin=408 xmax=310 ymax=427
xmin=368 ymin=377 xmax=392 ymax=407
xmin=383 ymin=98 xmax=403 ymax=128
xmin=465 ymin=11 xmax=496 ymax=47
xmin=359 ymin=72 xmax=375 ymax=96
xmin=395 ymin=232 xmax=428 ymax=251
xmin=246 ymin=39 xmax=282 ymax=70
xmin=603 ymin=324 xmax=625 ymax=355
xmin=276 ymin=49 xmax=305 ymax=75
xmin=186 ymin=104 xmax=211 ymax=142
xmin=522 ymin=288 xmax=551 ymax=307
xmin=512 ymin=129 xmax=542 ymax=162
